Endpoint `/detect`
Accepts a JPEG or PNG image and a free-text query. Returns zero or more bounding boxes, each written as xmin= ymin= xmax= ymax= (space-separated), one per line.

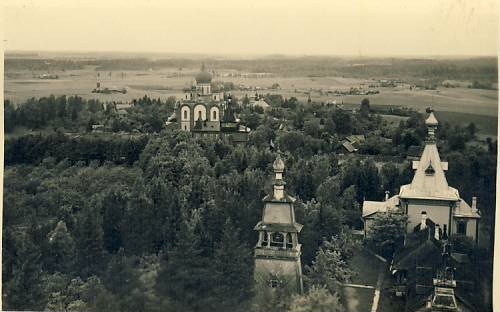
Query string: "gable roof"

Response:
xmin=400 ymin=142 xmax=459 ymax=201
xmin=454 ymin=199 xmax=480 ymax=218
xmin=252 ymin=99 xmax=271 ymax=109
xmin=341 ymin=141 xmax=357 ymax=153
xmin=362 ymin=195 xmax=400 ymax=218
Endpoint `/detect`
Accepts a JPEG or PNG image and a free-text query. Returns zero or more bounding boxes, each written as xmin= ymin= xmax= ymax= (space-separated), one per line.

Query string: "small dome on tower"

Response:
xmin=273 ymin=154 xmax=285 ymax=172
xmin=425 ymin=111 xmax=439 ymax=126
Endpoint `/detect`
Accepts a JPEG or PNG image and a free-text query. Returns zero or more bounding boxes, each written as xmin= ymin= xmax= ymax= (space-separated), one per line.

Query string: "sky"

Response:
xmin=2 ymin=0 xmax=499 ymax=57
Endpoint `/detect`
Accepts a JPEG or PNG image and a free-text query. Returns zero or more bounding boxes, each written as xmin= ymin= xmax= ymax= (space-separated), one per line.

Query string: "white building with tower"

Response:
xmin=175 ymin=64 xmax=250 ymax=143
xmin=362 ymin=110 xmax=481 ymax=243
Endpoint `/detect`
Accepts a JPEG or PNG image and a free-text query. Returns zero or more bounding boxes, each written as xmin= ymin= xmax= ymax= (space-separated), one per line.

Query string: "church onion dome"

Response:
xmin=273 ymin=154 xmax=285 ymax=172
xmin=195 ymin=71 xmax=212 ymax=84
xmin=425 ymin=111 xmax=439 ymax=126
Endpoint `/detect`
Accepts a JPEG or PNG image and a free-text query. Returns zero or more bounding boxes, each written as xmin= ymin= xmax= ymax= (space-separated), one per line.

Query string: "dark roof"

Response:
xmin=254 ymin=221 xmax=303 ymax=233
xmin=192 ymin=120 xmax=220 ymax=132
xmin=195 ymin=69 xmax=212 ymax=84
xmin=262 ymin=194 xmax=296 ymax=203
xmin=392 ymin=221 xmax=442 ymax=270
xmin=222 ymin=102 xmax=237 ymax=123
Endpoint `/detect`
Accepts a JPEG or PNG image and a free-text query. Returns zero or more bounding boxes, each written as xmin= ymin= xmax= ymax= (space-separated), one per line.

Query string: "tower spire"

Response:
xmin=254 ymin=150 xmax=303 ymax=296
xmin=273 ymin=152 xmax=285 ymax=200
xmin=425 ymin=108 xmax=439 ymax=143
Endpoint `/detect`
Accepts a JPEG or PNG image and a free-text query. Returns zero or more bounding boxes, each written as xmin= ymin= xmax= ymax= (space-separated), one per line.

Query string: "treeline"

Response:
xmin=3 ymin=94 xmax=497 ymax=311
xmin=5 ymin=58 xmax=84 ymax=71
xmin=5 ymin=133 xmax=148 ymax=166
xmin=4 ymin=95 xmax=176 ymax=134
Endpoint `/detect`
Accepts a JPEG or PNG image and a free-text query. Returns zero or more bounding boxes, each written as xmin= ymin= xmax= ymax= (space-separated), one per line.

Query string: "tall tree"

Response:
xmin=304 ymin=238 xmax=353 ymax=293
xmin=76 ymin=205 xmax=105 ymax=276
xmin=156 ymin=211 xmax=213 ymax=311
xmin=368 ymin=211 xmax=408 ymax=258
xmin=4 ymin=233 xmax=44 ymax=310
xmin=46 ymin=220 xmax=76 ymax=273
xmin=211 ymin=218 xmax=254 ymax=311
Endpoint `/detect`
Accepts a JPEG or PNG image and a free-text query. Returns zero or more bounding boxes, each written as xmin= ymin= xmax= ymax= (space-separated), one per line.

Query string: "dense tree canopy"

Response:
xmin=3 ymin=93 xmax=496 ymax=311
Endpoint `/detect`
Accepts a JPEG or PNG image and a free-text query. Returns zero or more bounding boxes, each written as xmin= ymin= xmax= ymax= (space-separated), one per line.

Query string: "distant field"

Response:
xmin=5 ymin=67 xmax=498 ymax=135
xmin=436 ymin=111 xmax=498 ymax=136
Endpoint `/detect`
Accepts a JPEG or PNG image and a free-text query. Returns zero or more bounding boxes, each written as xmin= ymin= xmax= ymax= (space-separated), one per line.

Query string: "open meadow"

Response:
xmin=5 ymin=61 xmax=498 ymax=136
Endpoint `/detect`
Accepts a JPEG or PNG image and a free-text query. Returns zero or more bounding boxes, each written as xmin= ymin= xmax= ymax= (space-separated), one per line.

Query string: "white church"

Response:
xmin=362 ymin=110 xmax=481 ymax=243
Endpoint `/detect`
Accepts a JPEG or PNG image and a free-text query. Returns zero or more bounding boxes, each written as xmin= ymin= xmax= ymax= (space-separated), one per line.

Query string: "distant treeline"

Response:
xmin=5 ymin=133 xmax=149 ymax=166
xmin=6 ymin=56 xmax=498 ymax=87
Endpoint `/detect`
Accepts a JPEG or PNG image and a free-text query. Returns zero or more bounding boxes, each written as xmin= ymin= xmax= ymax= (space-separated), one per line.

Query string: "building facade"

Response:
xmin=254 ymin=154 xmax=304 ymax=295
xmin=175 ymin=65 xmax=250 ymax=143
xmin=362 ymin=111 xmax=480 ymax=243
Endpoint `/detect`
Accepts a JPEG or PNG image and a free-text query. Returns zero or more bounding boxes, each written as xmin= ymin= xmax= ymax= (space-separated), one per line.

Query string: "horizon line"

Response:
xmin=5 ymin=49 xmax=499 ymax=59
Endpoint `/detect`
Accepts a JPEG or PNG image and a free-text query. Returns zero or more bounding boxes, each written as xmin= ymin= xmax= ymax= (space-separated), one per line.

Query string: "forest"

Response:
xmin=3 ymin=93 xmax=497 ymax=312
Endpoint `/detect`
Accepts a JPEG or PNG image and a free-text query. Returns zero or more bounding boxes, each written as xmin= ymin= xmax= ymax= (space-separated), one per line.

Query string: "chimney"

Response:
xmin=435 ymin=224 xmax=441 ymax=241
xmin=472 ymin=196 xmax=478 ymax=213
xmin=385 ymin=190 xmax=390 ymax=201
xmin=421 ymin=211 xmax=427 ymax=230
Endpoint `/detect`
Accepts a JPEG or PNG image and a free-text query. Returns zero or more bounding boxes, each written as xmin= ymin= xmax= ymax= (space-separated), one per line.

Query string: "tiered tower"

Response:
xmin=254 ymin=154 xmax=303 ymax=294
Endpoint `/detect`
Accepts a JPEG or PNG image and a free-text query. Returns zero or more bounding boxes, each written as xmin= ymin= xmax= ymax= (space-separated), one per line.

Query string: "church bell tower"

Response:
xmin=253 ymin=154 xmax=303 ymax=294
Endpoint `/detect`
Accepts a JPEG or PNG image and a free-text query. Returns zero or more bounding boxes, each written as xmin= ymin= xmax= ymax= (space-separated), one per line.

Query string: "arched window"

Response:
xmin=262 ymin=231 xmax=269 ymax=244
xmin=183 ymin=110 xmax=188 ymax=120
xmin=425 ymin=164 xmax=435 ymax=176
xmin=213 ymin=110 xmax=217 ymax=120
xmin=198 ymin=110 xmax=202 ymax=120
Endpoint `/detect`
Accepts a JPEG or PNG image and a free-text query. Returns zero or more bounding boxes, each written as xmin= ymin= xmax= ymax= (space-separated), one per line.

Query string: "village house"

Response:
xmin=362 ymin=110 xmax=481 ymax=311
xmin=362 ymin=111 xmax=480 ymax=242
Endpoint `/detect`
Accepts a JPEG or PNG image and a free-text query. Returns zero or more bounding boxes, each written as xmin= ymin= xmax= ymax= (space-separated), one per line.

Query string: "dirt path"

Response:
xmin=370 ymin=265 xmax=385 ymax=312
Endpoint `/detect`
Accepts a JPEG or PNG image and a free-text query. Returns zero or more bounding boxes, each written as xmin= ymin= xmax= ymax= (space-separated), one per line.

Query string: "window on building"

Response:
xmin=269 ymin=279 xmax=281 ymax=288
xmin=425 ymin=164 xmax=435 ymax=176
xmin=213 ymin=110 xmax=217 ymax=120
xmin=286 ymin=233 xmax=293 ymax=249
xmin=457 ymin=221 xmax=467 ymax=235
xmin=198 ymin=110 xmax=202 ymax=120
xmin=183 ymin=110 xmax=188 ymax=120
xmin=262 ymin=231 xmax=269 ymax=244
xmin=270 ymin=232 xmax=284 ymax=247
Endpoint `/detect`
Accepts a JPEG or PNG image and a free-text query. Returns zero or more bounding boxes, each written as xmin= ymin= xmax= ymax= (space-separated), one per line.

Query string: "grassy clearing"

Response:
xmin=342 ymin=287 xmax=374 ymax=312
xmin=349 ymin=247 xmax=382 ymax=286
xmin=5 ymin=69 xmax=497 ymax=138
xmin=436 ymin=111 xmax=498 ymax=136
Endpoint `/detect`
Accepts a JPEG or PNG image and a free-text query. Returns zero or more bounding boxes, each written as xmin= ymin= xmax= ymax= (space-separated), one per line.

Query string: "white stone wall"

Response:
xmin=180 ymin=106 xmax=191 ymax=131
xmin=254 ymin=257 xmax=302 ymax=293
xmin=406 ymin=199 xmax=452 ymax=233
xmin=451 ymin=218 xmax=478 ymax=241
